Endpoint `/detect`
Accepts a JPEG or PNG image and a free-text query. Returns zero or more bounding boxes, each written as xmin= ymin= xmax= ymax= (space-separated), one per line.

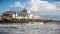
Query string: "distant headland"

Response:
xmin=0 ymin=9 xmax=53 ymax=23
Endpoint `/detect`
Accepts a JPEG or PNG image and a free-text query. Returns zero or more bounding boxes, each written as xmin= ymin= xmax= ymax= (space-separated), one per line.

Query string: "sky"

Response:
xmin=0 ymin=0 xmax=60 ymax=20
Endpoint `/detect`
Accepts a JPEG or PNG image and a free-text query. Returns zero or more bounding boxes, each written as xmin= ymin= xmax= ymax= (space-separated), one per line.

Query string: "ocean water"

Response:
xmin=0 ymin=22 xmax=60 ymax=34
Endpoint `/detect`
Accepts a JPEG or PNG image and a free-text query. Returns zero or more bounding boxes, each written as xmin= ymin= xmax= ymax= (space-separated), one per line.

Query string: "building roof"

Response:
xmin=23 ymin=9 xmax=28 ymax=12
xmin=16 ymin=12 xmax=29 ymax=14
xmin=3 ymin=11 xmax=16 ymax=14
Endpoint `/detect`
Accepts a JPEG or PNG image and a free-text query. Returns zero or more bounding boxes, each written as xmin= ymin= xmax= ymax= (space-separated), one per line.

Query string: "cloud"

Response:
xmin=52 ymin=2 xmax=60 ymax=8
xmin=10 ymin=2 xmax=25 ymax=8
xmin=9 ymin=0 xmax=60 ymax=20
xmin=10 ymin=0 xmax=56 ymax=11
xmin=30 ymin=0 xmax=56 ymax=11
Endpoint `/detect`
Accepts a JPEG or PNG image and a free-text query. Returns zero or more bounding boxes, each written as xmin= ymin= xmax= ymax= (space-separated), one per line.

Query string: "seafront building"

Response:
xmin=0 ymin=9 xmax=53 ymax=23
xmin=12 ymin=9 xmax=41 ymax=19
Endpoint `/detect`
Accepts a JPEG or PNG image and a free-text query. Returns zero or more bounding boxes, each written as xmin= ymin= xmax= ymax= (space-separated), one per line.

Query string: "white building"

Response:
xmin=12 ymin=9 xmax=41 ymax=19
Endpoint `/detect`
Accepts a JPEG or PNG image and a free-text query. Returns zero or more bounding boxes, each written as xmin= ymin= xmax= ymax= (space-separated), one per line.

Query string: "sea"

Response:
xmin=0 ymin=22 xmax=60 ymax=34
